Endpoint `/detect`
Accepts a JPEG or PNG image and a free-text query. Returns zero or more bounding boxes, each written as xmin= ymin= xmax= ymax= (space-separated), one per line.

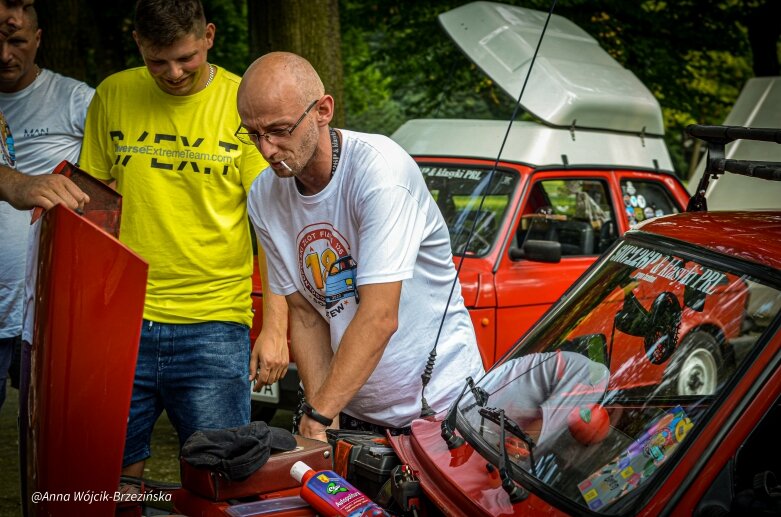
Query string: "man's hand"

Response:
xmin=298 ymin=414 xmax=330 ymax=443
xmin=1 ymin=169 xmax=90 ymax=211
xmin=249 ymin=327 xmax=289 ymax=388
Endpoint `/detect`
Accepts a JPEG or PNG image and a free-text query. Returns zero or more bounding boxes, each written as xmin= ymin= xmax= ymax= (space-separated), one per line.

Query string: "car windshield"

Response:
xmin=456 ymin=236 xmax=781 ymax=513
xmin=421 ymin=165 xmax=518 ymax=256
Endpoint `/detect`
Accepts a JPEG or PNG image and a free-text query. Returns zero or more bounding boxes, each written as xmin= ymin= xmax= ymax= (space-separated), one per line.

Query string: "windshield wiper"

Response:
xmin=479 ymin=407 xmax=531 ymax=503
xmin=441 ymin=376 xmax=489 ymax=449
xmin=479 ymin=406 xmax=537 ymax=476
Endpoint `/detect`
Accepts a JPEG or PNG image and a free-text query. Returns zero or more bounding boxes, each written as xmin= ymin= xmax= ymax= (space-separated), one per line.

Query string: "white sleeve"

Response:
xmin=354 ymin=182 xmax=426 ymax=286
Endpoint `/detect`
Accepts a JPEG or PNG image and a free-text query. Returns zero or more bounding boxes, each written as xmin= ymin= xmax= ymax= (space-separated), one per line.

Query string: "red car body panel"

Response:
xmin=29 ymin=205 xmax=147 ymax=516
xmin=390 ymin=419 xmax=568 ymax=517
xmin=636 ymin=211 xmax=781 ymax=270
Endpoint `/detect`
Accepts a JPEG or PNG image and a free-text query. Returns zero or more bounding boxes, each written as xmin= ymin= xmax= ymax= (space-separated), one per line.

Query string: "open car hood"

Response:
xmin=439 ymin=1 xmax=664 ymax=135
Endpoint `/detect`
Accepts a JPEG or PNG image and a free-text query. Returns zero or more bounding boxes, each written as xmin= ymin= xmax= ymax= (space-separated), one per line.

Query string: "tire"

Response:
xmin=250 ymin=401 xmax=277 ymax=423
xmin=666 ymin=331 xmax=722 ymax=396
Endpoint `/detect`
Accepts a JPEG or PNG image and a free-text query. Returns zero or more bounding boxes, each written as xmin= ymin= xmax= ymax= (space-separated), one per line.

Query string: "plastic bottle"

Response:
xmin=290 ymin=461 xmax=391 ymax=517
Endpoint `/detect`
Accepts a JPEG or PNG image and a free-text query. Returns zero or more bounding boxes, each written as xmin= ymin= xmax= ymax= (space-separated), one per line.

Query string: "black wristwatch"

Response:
xmin=301 ymin=402 xmax=334 ymax=426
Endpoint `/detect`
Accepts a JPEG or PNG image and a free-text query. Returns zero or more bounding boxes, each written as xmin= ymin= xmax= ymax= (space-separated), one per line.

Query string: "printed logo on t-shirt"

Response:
xmin=110 ymin=129 xmax=238 ymax=175
xmin=296 ymin=223 xmax=358 ymax=316
xmin=0 ymin=113 xmax=16 ymax=167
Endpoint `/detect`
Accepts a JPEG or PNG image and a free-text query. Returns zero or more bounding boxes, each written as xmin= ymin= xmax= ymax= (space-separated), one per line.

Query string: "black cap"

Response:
xmin=181 ymin=421 xmax=297 ymax=481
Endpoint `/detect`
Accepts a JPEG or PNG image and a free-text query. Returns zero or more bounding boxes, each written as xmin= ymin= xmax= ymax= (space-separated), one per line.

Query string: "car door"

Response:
xmin=494 ymin=170 xmax=619 ymax=361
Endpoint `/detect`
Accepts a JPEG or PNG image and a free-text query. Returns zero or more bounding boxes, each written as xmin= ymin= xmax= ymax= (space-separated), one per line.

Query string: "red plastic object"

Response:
xmin=26 ymin=205 xmax=147 ymax=516
xmin=567 ymin=404 xmax=610 ymax=445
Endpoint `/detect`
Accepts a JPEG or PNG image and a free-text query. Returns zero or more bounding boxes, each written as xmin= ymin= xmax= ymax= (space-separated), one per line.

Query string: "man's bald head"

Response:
xmin=238 ymin=52 xmax=324 ymax=117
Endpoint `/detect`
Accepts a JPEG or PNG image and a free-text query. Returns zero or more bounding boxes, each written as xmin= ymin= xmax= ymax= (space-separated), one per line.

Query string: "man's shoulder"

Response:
xmin=215 ymin=66 xmax=242 ymax=87
xmin=43 ymin=70 xmax=95 ymax=98
xmin=343 ymin=130 xmax=417 ymax=178
xmin=345 ymin=130 xmax=409 ymax=161
xmin=96 ymin=67 xmax=147 ymax=91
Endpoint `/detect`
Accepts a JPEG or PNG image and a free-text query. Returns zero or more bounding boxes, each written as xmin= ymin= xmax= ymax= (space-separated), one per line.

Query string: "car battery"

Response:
xmin=328 ymin=431 xmax=401 ymax=500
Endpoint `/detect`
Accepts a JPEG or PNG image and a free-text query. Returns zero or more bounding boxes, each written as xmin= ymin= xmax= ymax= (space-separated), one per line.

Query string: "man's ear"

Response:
xmin=204 ymin=23 xmax=216 ymax=50
xmin=315 ymin=95 xmax=335 ymax=127
xmin=131 ymin=30 xmax=142 ymax=51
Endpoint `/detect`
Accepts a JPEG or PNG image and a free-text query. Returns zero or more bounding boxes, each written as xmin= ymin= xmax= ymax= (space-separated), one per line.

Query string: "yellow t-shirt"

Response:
xmin=80 ymin=66 xmax=265 ymax=326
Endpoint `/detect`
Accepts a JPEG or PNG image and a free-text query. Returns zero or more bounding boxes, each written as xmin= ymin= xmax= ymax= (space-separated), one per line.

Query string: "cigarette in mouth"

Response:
xmin=279 ymin=160 xmax=292 ymax=172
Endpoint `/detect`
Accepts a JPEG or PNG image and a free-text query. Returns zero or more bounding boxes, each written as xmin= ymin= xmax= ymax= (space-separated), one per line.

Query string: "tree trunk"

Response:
xmin=35 ymin=0 xmax=88 ymax=81
xmin=248 ymin=0 xmax=345 ymax=127
xmin=35 ymin=0 xmax=135 ymax=86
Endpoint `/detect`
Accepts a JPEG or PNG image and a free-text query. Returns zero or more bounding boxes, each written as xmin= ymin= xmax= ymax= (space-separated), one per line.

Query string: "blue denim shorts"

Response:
xmin=123 ymin=320 xmax=250 ymax=467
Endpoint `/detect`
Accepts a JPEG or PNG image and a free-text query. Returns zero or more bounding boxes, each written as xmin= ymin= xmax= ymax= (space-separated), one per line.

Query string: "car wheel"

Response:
xmin=667 ymin=331 xmax=721 ymax=396
xmin=251 ymin=401 xmax=277 ymax=423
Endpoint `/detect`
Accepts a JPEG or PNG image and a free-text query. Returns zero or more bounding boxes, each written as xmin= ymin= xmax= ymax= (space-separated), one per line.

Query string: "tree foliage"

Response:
xmin=340 ymin=0 xmax=777 ymax=179
xmin=33 ymin=0 xmax=779 ymax=179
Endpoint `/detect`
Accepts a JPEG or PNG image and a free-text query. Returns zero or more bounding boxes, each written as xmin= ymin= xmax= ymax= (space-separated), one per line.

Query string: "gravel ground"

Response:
xmin=0 ymin=380 xmax=293 ymax=516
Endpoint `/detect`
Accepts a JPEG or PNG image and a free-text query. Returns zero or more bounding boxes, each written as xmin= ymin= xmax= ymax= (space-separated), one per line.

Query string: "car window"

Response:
xmin=517 ymin=179 xmax=618 ymax=257
xmin=621 ymin=180 xmax=680 ymax=227
xmin=421 ymin=166 xmax=518 ymax=257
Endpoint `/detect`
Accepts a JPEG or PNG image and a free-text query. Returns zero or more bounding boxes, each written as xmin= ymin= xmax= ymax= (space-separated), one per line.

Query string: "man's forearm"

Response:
xmin=306 ymin=282 xmax=401 ymax=420
xmin=287 ymin=292 xmax=332 ymax=397
xmin=258 ymin=242 xmax=288 ymax=335
xmin=0 ymin=165 xmax=24 ymax=205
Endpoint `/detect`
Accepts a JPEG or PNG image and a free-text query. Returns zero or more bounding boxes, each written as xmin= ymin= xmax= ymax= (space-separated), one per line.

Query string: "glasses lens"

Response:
xmin=236 ymin=129 xmax=256 ymax=146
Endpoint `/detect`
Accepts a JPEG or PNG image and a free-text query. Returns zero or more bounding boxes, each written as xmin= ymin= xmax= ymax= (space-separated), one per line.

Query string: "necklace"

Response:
xmin=204 ymin=64 xmax=214 ymax=88
xmin=34 ymin=66 xmax=41 ymax=79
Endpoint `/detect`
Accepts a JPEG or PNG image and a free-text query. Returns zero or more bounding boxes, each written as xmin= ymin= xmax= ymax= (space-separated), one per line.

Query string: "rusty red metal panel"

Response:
xmin=27 ymin=205 xmax=147 ymax=516
xmin=31 ymin=160 xmax=122 ymax=236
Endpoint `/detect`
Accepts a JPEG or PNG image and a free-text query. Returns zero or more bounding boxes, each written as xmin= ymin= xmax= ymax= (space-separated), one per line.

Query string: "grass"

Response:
xmin=0 ymin=380 xmax=293 ymax=516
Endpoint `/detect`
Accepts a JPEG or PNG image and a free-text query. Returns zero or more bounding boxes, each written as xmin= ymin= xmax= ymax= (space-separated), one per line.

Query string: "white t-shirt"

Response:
xmin=249 ymin=129 xmax=484 ymax=427
xmin=0 ymin=69 xmax=94 ymax=340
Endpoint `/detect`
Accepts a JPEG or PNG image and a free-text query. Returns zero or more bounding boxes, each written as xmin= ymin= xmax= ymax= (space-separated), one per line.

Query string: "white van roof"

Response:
xmin=391 ymin=118 xmax=674 ymax=172
xmin=439 ymin=2 xmax=665 ymax=135
xmin=687 ymin=77 xmax=781 ymax=209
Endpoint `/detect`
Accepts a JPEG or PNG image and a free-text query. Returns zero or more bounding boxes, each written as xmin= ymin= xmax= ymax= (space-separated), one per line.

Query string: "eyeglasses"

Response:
xmin=235 ymin=99 xmax=319 ymax=146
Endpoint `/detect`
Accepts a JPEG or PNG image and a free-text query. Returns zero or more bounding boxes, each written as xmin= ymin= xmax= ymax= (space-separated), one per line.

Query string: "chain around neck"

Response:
xmin=204 ymin=64 xmax=215 ymax=89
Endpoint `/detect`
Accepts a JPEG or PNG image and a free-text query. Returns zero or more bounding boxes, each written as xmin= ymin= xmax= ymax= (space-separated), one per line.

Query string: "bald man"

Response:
xmin=0 ymin=0 xmax=88 ymax=212
xmin=237 ymin=52 xmax=484 ymax=441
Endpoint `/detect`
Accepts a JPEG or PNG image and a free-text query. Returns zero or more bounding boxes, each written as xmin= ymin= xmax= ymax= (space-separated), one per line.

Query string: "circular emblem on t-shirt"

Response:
xmin=296 ymin=223 xmax=351 ymax=305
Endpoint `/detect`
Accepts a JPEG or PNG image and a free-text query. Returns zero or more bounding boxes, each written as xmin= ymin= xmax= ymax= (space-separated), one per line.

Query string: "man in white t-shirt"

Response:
xmin=0 ymin=0 xmax=88 ymax=212
xmin=237 ymin=52 xmax=484 ymax=440
xmin=0 ymin=4 xmax=94 ymax=412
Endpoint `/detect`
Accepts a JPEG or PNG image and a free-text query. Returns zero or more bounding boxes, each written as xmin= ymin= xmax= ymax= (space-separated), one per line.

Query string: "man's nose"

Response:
xmin=256 ymin=136 xmax=279 ymax=158
xmin=166 ymin=63 xmax=184 ymax=79
xmin=0 ymin=44 xmax=13 ymax=63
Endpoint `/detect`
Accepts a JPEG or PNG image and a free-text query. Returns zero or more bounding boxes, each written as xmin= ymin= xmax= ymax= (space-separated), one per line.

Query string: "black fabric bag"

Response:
xmin=181 ymin=421 xmax=297 ymax=481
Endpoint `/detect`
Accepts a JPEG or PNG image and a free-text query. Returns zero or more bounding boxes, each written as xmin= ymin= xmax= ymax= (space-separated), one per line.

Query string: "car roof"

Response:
xmin=391 ymin=118 xmax=674 ymax=172
xmin=633 ymin=211 xmax=781 ymax=271
xmin=439 ymin=2 xmax=664 ymax=135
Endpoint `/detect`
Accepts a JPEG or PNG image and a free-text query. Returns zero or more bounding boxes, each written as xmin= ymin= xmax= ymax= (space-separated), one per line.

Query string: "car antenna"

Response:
xmin=422 ymin=0 xmax=560 ymax=430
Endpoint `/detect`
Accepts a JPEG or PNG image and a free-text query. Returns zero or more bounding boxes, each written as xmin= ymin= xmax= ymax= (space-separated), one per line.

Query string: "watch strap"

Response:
xmin=301 ymin=401 xmax=334 ymax=426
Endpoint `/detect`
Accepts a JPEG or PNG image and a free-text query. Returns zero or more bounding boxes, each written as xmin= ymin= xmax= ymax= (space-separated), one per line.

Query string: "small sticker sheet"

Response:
xmin=577 ymin=406 xmax=693 ymax=511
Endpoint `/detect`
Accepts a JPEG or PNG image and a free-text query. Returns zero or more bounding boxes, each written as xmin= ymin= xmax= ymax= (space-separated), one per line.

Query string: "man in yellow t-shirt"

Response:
xmin=80 ymin=0 xmax=288 ymax=479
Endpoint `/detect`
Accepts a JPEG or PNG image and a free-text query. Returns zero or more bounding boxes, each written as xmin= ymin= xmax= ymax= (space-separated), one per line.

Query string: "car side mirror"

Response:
xmin=509 ymin=239 xmax=561 ymax=263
